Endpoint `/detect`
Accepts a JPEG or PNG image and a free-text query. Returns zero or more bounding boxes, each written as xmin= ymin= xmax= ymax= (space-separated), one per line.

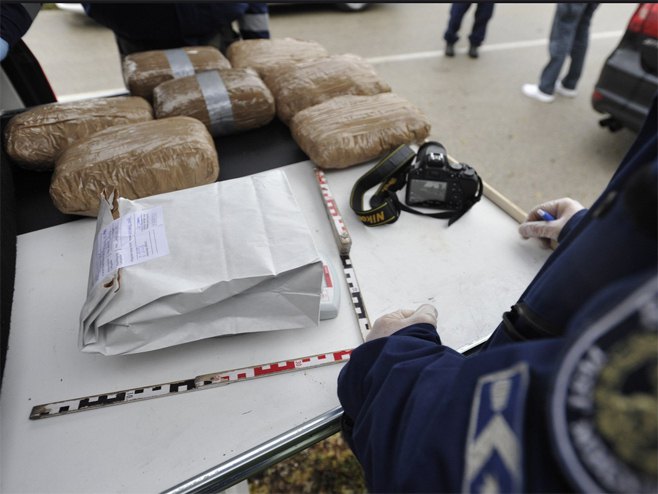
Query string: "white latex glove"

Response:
xmin=366 ymin=304 xmax=438 ymax=342
xmin=0 ymin=38 xmax=8 ymax=62
xmin=519 ymin=198 xmax=585 ymax=248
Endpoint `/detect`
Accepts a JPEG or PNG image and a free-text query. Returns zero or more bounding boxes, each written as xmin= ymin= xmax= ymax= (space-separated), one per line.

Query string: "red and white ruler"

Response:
xmin=314 ymin=168 xmax=369 ymax=340
xmin=30 ymin=350 xmax=353 ymax=419
xmin=315 ymin=168 xmax=352 ymax=255
xmin=29 ymin=167 xmax=370 ymax=420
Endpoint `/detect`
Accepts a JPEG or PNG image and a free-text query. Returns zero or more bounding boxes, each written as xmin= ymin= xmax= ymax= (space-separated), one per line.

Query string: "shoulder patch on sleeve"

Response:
xmin=462 ymin=362 xmax=529 ymax=493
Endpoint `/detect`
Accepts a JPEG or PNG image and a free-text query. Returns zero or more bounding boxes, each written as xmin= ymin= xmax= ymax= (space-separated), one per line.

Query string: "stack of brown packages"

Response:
xmin=226 ymin=38 xmax=329 ymax=77
xmin=3 ymin=97 xmax=153 ymax=171
xmin=50 ymin=117 xmax=220 ymax=217
xmin=152 ymin=68 xmax=275 ymax=136
xmin=227 ymin=37 xmax=432 ymax=170
xmin=123 ymin=46 xmax=231 ymax=100
xmin=290 ymin=93 xmax=431 ymax=169
xmin=262 ymin=54 xmax=392 ymax=124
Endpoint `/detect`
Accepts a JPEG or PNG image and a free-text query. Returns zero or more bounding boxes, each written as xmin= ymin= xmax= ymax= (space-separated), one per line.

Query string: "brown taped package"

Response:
xmin=50 ymin=117 xmax=219 ymax=217
xmin=290 ymin=93 xmax=431 ymax=169
xmin=262 ymin=54 xmax=392 ymax=124
xmin=122 ymin=46 xmax=231 ymax=100
xmin=152 ymin=68 xmax=275 ymax=136
xmin=226 ymin=38 xmax=329 ymax=77
xmin=3 ymin=96 xmax=153 ymax=171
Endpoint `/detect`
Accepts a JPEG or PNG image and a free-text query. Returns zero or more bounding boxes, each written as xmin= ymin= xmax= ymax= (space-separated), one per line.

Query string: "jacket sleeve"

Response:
xmin=337 ymin=323 xmax=570 ymax=493
xmin=0 ymin=3 xmax=40 ymax=48
xmin=558 ymin=207 xmax=587 ymax=242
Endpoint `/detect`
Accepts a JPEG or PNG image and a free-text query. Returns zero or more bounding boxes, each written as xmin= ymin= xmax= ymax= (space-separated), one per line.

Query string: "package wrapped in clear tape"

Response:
xmin=3 ymin=96 xmax=153 ymax=171
xmin=152 ymin=68 xmax=275 ymax=136
xmin=226 ymin=37 xmax=329 ymax=77
xmin=290 ymin=93 xmax=431 ymax=169
xmin=122 ymin=46 xmax=231 ymax=100
xmin=262 ymin=54 xmax=392 ymax=124
xmin=50 ymin=116 xmax=219 ymax=217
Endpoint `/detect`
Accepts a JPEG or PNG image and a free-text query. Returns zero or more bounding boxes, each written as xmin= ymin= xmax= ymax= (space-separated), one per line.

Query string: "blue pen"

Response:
xmin=537 ymin=208 xmax=556 ymax=221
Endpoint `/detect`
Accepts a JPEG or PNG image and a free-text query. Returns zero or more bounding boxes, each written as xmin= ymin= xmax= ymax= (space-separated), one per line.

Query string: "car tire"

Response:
xmin=335 ymin=3 xmax=370 ymax=12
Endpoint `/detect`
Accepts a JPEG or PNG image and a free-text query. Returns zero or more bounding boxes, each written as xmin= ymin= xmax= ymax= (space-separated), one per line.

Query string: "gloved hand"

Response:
xmin=0 ymin=38 xmax=9 ymax=62
xmin=366 ymin=304 xmax=438 ymax=342
xmin=519 ymin=197 xmax=585 ymax=248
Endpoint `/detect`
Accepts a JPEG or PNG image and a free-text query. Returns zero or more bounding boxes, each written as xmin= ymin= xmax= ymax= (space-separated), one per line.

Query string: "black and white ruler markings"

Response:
xmin=29 ymin=167 xmax=371 ymax=420
xmin=314 ymin=167 xmax=370 ymax=340
xmin=340 ymin=254 xmax=370 ymax=340
xmin=30 ymin=350 xmax=353 ymax=419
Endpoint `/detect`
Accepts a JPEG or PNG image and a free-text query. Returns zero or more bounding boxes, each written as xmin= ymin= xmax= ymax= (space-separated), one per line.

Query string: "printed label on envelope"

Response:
xmin=91 ymin=206 xmax=169 ymax=287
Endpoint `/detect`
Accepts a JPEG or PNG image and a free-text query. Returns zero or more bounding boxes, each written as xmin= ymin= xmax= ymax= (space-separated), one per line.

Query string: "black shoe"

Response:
xmin=445 ymin=43 xmax=455 ymax=57
xmin=468 ymin=45 xmax=479 ymax=58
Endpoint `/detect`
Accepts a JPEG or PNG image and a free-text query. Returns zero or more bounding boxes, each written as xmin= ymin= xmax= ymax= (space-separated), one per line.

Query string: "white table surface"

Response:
xmin=0 ymin=159 xmax=550 ymax=493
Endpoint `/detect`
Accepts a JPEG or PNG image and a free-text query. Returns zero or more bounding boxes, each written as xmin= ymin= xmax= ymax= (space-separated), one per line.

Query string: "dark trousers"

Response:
xmin=443 ymin=2 xmax=495 ymax=47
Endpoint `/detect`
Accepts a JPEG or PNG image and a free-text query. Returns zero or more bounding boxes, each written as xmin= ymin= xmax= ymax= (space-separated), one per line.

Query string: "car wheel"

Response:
xmin=335 ymin=3 xmax=370 ymax=12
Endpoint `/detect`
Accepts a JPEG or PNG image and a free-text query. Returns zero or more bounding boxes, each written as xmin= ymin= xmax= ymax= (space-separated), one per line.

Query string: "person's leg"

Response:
xmin=561 ymin=3 xmax=598 ymax=90
xmin=443 ymin=3 xmax=471 ymax=45
xmin=538 ymin=3 xmax=582 ymax=95
xmin=468 ymin=2 xmax=494 ymax=47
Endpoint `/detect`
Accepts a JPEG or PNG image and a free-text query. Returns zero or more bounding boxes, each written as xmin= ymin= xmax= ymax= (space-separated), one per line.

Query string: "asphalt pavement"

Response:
xmin=23 ymin=3 xmax=639 ymax=212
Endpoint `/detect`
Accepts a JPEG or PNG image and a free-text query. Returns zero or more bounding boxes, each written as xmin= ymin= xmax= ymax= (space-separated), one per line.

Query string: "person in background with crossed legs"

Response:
xmin=443 ymin=2 xmax=495 ymax=59
xmin=523 ymin=3 xmax=599 ymax=103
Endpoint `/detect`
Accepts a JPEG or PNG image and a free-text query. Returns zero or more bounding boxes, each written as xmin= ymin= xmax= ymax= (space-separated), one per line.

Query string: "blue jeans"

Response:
xmin=443 ymin=2 xmax=495 ymax=47
xmin=539 ymin=3 xmax=599 ymax=94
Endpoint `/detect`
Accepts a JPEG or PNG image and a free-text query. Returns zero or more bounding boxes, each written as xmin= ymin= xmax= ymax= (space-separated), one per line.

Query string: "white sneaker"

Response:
xmin=556 ymin=81 xmax=577 ymax=97
xmin=522 ymin=84 xmax=555 ymax=103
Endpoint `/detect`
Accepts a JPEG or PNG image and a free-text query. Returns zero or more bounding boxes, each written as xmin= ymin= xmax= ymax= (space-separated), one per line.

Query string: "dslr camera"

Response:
xmin=406 ymin=141 xmax=481 ymax=210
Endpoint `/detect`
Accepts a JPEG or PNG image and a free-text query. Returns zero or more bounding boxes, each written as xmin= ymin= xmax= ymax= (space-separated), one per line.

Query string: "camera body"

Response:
xmin=405 ymin=141 xmax=480 ymax=210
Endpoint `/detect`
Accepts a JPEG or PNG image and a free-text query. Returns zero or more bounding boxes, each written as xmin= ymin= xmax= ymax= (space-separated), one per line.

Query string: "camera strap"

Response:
xmin=350 ymin=144 xmax=482 ymax=227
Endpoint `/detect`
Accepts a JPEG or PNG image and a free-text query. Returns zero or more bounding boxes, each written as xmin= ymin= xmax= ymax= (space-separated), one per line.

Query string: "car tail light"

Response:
xmin=628 ymin=3 xmax=658 ymax=38
xmin=592 ymin=89 xmax=604 ymax=102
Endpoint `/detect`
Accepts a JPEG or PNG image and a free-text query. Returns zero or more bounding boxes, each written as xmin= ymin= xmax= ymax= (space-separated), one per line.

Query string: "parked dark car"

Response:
xmin=592 ymin=3 xmax=658 ymax=132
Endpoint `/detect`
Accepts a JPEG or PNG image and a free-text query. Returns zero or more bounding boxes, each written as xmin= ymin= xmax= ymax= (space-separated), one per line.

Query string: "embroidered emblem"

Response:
xmin=550 ymin=276 xmax=658 ymax=493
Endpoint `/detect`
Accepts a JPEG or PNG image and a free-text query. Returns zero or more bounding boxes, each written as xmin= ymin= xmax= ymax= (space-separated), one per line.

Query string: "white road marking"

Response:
xmin=365 ymin=31 xmax=624 ymax=65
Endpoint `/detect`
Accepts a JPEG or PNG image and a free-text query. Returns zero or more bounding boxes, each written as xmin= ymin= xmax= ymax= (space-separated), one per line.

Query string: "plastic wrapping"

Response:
xmin=122 ymin=46 xmax=231 ymax=100
xmin=50 ymin=117 xmax=219 ymax=217
xmin=226 ymin=38 xmax=329 ymax=77
xmin=290 ymin=93 xmax=431 ymax=169
xmin=262 ymin=54 xmax=391 ymax=124
xmin=3 ymin=97 xmax=153 ymax=171
xmin=152 ymin=68 xmax=275 ymax=136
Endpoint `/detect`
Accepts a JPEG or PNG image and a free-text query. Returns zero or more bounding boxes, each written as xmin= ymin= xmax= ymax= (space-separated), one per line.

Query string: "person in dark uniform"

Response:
xmin=337 ymin=99 xmax=658 ymax=493
xmin=82 ymin=3 xmax=270 ymax=56
xmin=443 ymin=2 xmax=495 ymax=58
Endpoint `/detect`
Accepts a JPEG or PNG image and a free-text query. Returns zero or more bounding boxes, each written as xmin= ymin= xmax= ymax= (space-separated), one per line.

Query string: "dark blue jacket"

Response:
xmin=83 ymin=3 xmax=269 ymax=45
xmin=488 ymin=96 xmax=657 ymax=346
xmin=337 ymin=99 xmax=657 ymax=492
xmin=0 ymin=3 xmax=40 ymax=48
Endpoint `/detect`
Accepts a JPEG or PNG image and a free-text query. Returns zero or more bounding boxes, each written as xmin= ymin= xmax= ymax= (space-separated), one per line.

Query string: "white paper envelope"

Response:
xmin=79 ymin=169 xmax=323 ymax=355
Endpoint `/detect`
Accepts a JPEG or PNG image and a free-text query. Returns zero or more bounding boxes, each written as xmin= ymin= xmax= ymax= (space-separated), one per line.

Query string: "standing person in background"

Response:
xmin=523 ymin=3 xmax=599 ymax=103
xmin=82 ymin=3 xmax=270 ymax=57
xmin=443 ymin=2 xmax=495 ymax=58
